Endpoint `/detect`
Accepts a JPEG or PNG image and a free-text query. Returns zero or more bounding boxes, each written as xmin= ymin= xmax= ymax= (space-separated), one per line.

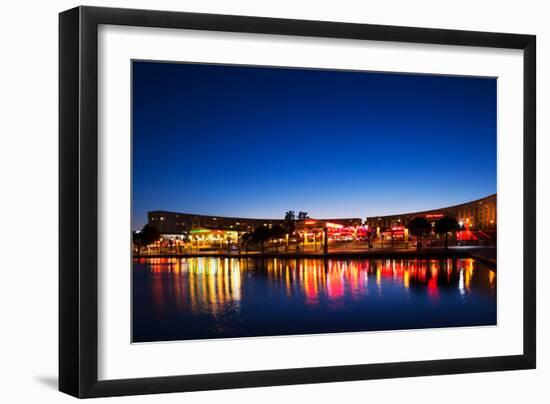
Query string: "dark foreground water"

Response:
xmin=132 ymin=257 xmax=496 ymax=342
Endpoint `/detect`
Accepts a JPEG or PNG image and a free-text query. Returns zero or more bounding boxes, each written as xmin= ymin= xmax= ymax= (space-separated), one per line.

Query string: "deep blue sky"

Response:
xmin=132 ymin=61 xmax=496 ymax=230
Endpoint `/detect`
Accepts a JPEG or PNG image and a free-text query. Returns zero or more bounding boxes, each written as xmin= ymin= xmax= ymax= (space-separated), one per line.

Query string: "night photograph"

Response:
xmin=131 ymin=61 xmax=497 ymax=343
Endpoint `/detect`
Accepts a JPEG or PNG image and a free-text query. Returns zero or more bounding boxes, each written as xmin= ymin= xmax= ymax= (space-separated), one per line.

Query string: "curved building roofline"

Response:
xmin=148 ymin=210 xmax=362 ymax=223
xmin=366 ymin=193 xmax=496 ymax=220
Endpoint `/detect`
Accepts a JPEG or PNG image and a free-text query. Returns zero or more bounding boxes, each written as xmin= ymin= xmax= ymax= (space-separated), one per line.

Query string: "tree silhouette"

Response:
xmin=248 ymin=226 xmax=273 ymax=253
xmin=298 ymin=211 xmax=309 ymax=221
xmin=141 ymin=224 xmax=161 ymax=245
xmin=435 ymin=216 xmax=459 ymax=250
xmin=366 ymin=229 xmax=374 ymax=248
xmin=132 ymin=231 xmax=142 ymax=256
xmin=407 ymin=217 xmax=431 ymax=251
xmin=133 ymin=224 xmax=160 ymax=256
xmin=240 ymin=232 xmax=252 ymax=252
xmin=247 ymin=225 xmax=288 ymax=253
xmin=284 ymin=211 xmax=296 ymax=222
xmin=284 ymin=211 xmax=296 ymax=241
xmin=270 ymin=225 xmax=287 ymax=252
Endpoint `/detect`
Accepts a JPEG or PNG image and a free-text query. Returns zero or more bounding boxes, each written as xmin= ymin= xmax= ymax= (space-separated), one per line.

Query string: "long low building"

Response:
xmin=148 ymin=211 xmax=283 ymax=235
xmin=147 ymin=194 xmax=496 ymax=245
xmin=148 ymin=211 xmax=362 ymax=235
xmin=365 ymin=194 xmax=496 ymax=232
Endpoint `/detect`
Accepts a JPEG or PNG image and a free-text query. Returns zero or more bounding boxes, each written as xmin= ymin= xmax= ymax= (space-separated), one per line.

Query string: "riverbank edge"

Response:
xmin=133 ymin=249 xmax=497 ymax=269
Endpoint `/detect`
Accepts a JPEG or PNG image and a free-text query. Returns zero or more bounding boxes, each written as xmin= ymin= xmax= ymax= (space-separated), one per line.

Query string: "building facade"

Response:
xmin=147 ymin=211 xmax=363 ymax=251
xmin=148 ymin=211 xmax=362 ymax=235
xmin=145 ymin=194 xmax=496 ymax=249
xmin=148 ymin=211 xmax=286 ymax=235
xmin=365 ymin=194 xmax=497 ymax=234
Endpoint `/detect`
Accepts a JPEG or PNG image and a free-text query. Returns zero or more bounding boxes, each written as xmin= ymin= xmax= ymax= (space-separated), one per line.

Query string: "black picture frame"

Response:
xmin=59 ymin=5 xmax=536 ymax=398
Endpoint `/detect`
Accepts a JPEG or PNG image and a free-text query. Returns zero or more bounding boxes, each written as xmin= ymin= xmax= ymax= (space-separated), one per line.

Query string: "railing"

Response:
xmin=135 ymin=238 xmax=495 ymax=257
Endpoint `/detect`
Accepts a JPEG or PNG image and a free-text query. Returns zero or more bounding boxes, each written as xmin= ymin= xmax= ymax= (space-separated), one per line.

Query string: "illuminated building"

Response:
xmin=365 ymin=194 xmax=496 ymax=241
xmin=146 ymin=194 xmax=496 ymax=250
xmin=149 ymin=211 xmax=284 ymax=234
xmin=149 ymin=211 xmax=361 ymax=234
xmin=147 ymin=211 xmax=362 ymax=250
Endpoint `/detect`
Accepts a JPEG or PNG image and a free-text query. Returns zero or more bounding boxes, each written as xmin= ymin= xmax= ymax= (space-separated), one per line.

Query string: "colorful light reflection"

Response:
xmin=137 ymin=257 xmax=495 ymax=315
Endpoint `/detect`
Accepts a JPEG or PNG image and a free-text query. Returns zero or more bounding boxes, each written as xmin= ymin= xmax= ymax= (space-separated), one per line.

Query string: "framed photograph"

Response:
xmin=59 ymin=6 xmax=536 ymax=398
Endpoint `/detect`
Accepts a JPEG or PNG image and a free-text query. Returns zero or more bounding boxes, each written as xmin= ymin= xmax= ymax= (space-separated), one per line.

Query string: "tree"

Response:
xmin=283 ymin=211 xmax=296 ymax=244
xmin=435 ymin=216 xmax=459 ymax=250
xmin=141 ymin=224 xmax=161 ymax=245
xmin=366 ymin=229 xmax=374 ymax=248
xmin=298 ymin=211 xmax=309 ymax=221
xmin=246 ymin=225 xmax=288 ymax=253
xmin=225 ymin=234 xmax=232 ymax=253
xmin=132 ymin=231 xmax=142 ymax=257
xmin=284 ymin=211 xmax=296 ymax=222
xmin=168 ymin=238 xmax=174 ymax=253
xmin=240 ymin=232 xmax=252 ymax=252
xmin=133 ymin=224 xmax=160 ymax=256
xmin=248 ymin=226 xmax=273 ymax=253
xmin=269 ymin=225 xmax=287 ymax=252
xmin=407 ymin=217 xmax=431 ymax=251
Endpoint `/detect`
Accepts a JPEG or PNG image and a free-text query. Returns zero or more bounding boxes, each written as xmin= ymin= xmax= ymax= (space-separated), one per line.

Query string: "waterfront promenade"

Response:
xmin=134 ymin=246 xmax=497 ymax=268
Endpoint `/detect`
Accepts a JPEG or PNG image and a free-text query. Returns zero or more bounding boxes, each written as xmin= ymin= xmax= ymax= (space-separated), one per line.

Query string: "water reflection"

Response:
xmin=261 ymin=258 xmax=493 ymax=305
xmin=133 ymin=257 xmax=496 ymax=342
xmin=144 ymin=257 xmax=243 ymax=316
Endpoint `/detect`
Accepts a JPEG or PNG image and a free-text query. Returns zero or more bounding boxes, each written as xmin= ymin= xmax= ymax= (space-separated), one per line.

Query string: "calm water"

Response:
xmin=132 ymin=257 xmax=496 ymax=342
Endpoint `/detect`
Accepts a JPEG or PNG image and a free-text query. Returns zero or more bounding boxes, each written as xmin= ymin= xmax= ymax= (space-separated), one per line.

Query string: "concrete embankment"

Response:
xmin=134 ymin=247 xmax=496 ymax=268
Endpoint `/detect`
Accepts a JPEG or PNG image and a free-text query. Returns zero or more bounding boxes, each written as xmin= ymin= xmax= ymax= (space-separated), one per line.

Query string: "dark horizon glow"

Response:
xmin=132 ymin=61 xmax=496 ymax=230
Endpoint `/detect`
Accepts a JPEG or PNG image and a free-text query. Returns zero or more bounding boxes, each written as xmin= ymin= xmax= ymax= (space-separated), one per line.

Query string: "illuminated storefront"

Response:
xmin=146 ymin=212 xmax=363 ymax=251
xmin=365 ymin=194 xmax=496 ymax=242
xmin=143 ymin=194 xmax=496 ymax=252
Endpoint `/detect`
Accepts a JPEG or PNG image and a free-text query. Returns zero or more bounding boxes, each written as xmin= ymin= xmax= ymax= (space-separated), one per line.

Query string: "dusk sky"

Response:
xmin=132 ymin=61 xmax=496 ymax=230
